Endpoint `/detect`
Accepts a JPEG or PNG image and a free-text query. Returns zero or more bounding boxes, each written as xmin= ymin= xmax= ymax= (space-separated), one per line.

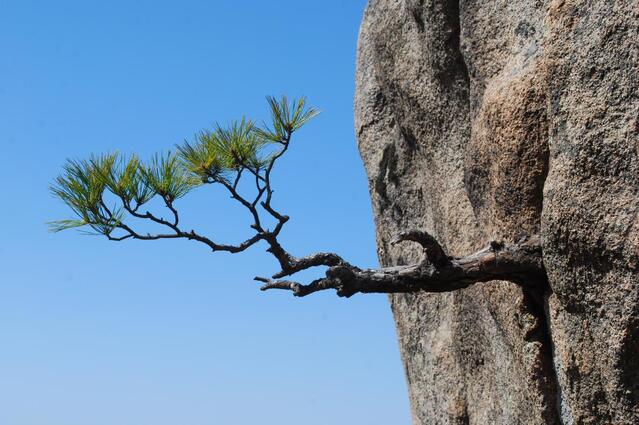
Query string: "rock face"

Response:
xmin=355 ymin=1 xmax=638 ymax=424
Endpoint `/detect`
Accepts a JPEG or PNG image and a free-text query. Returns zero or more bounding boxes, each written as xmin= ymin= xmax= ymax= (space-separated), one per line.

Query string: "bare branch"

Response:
xmin=167 ymin=206 xmax=179 ymax=226
xmin=270 ymin=251 xmax=350 ymax=278
xmin=232 ymin=168 xmax=244 ymax=191
xmin=259 ymin=235 xmax=545 ymax=297
xmin=256 ymin=276 xmax=341 ymax=297
xmin=260 ymin=133 xmax=291 ymax=224
xmin=215 ymin=175 xmax=265 ymax=233
xmin=106 ymin=233 xmax=133 ymax=242
xmin=99 ymin=197 xmax=265 ymax=254
xmin=391 ymin=229 xmax=449 ymax=266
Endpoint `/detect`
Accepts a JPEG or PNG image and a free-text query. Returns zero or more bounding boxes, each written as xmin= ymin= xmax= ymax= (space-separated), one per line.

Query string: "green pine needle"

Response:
xmin=50 ymin=96 xmax=319 ymax=234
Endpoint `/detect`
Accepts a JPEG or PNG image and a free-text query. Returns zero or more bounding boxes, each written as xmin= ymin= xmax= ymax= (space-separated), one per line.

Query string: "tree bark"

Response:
xmin=259 ymin=235 xmax=545 ymax=298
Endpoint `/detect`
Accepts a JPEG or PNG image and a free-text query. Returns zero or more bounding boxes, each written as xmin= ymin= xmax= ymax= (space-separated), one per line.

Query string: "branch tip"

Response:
xmin=390 ymin=230 xmax=449 ymax=266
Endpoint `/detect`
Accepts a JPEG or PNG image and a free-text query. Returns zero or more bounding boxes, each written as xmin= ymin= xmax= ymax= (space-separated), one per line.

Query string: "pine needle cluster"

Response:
xmin=49 ymin=96 xmax=319 ymax=239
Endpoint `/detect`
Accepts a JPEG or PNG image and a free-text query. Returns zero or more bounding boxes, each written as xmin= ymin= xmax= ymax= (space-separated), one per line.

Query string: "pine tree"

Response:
xmin=51 ymin=97 xmax=546 ymax=297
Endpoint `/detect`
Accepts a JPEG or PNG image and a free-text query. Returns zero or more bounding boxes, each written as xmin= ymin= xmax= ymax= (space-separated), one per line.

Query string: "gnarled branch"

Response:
xmin=257 ymin=234 xmax=545 ymax=297
xmin=391 ymin=230 xmax=449 ymax=266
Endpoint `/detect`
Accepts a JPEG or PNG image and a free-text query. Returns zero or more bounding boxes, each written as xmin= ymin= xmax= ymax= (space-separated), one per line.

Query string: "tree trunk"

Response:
xmin=355 ymin=1 xmax=639 ymax=424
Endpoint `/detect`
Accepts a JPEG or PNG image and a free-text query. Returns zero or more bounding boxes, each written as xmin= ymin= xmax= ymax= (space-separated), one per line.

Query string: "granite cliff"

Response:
xmin=355 ymin=1 xmax=639 ymax=423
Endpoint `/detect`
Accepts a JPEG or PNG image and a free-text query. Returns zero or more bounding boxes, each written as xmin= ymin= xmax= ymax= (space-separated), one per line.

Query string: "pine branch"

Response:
xmin=391 ymin=230 xmax=449 ymax=266
xmin=51 ymin=97 xmax=548 ymax=300
xmin=257 ymin=235 xmax=545 ymax=297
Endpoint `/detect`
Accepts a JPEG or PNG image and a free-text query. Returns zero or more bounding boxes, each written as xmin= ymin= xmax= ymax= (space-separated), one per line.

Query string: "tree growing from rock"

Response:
xmin=51 ymin=96 xmax=545 ymax=297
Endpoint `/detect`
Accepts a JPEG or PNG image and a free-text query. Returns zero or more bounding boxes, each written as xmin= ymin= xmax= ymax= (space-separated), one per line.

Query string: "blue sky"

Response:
xmin=0 ymin=1 xmax=410 ymax=424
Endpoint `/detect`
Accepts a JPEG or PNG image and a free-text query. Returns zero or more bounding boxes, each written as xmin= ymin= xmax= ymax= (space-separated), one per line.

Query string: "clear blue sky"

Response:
xmin=0 ymin=1 xmax=411 ymax=424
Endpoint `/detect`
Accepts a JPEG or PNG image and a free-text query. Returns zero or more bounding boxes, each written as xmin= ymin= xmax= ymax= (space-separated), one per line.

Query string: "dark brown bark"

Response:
xmin=258 ymin=234 xmax=545 ymax=297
